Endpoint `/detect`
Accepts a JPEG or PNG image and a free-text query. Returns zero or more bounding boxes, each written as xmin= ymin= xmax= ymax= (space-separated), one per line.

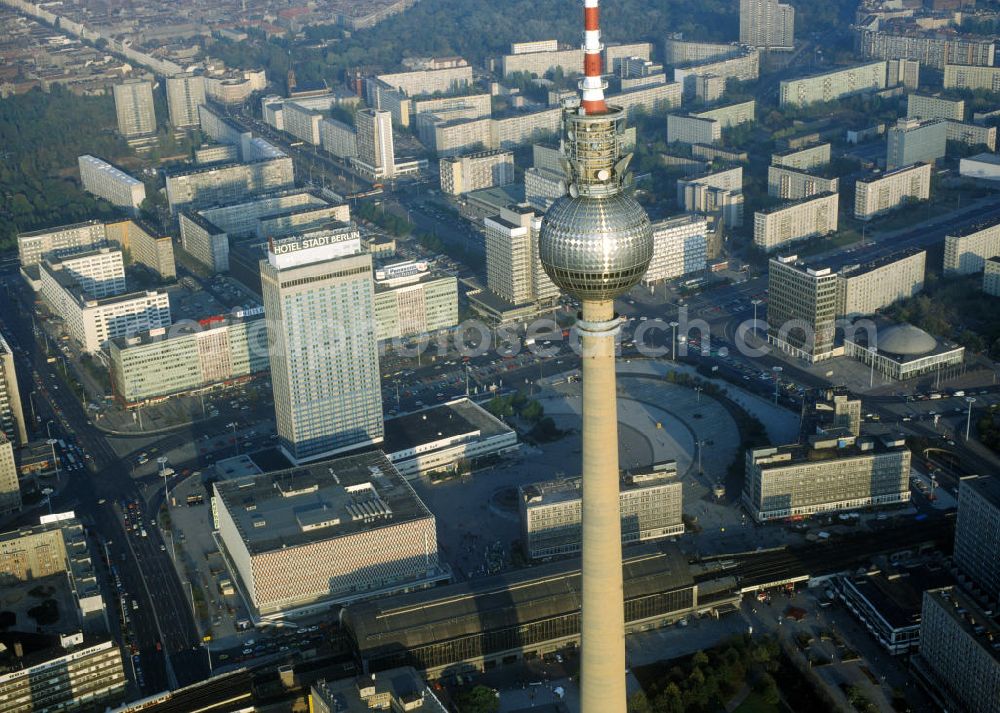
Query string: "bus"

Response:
xmin=186 ymin=493 xmax=205 ymax=506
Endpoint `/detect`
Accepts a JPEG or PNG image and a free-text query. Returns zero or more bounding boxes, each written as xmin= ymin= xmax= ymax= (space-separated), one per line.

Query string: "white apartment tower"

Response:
xmin=166 ymin=74 xmax=206 ymax=129
xmin=484 ymin=205 xmax=559 ymax=307
xmin=0 ymin=333 xmax=27 ymax=447
xmin=740 ymin=0 xmax=794 ymax=51
xmin=260 ymin=229 xmax=384 ymax=464
xmin=355 ymin=109 xmax=396 ymax=181
xmin=113 ymin=79 xmax=156 ymax=138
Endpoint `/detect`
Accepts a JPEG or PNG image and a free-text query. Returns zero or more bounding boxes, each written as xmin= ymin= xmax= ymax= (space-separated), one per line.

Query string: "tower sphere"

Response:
xmin=539 ymin=189 xmax=652 ymax=301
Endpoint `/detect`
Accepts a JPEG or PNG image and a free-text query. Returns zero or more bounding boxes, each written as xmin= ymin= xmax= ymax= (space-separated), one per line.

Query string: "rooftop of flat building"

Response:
xmin=771 ymin=142 xmax=829 ymax=158
xmin=750 ymin=433 xmax=909 ymax=467
xmin=946 ymin=214 xmax=1000 ymax=239
xmin=837 ymin=247 xmax=925 ymax=277
xmin=42 ymin=246 xmax=121 ymax=268
xmin=960 ymin=474 xmax=1000 ymax=509
xmin=756 ymin=191 xmax=838 ymax=215
xmin=164 ymin=155 xmax=287 ymax=178
xmin=924 ymin=586 xmax=1000 ymax=663
xmin=382 ymin=399 xmax=513 ymax=455
xmin=844 ymin=563 xmax=953 ymax=631
xmin=78 ymin=155 xmax=143 ymax=186
xmin=17 ymin=219 xmax=103 ymax=239
xmin=312 ymin=667 xmax=447 ymax=713
xmin=213 ymin=451 xmax=432 ymax=554
xmin=346 ymin=544 xmax=693 ymax=654
xmin=521 ymin=464 xmax=679 ymax=506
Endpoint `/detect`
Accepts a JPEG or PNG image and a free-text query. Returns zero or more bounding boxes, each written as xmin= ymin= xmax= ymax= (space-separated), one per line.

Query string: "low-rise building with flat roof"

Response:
xmin=382 ymin=399 xmax=519 ymax=478
xmin=344 ymin=545 xmax=726 ymax=678
xmin=743 ymin=433 xmax=911 ymax=523
xmin=844 ymin=320 xmax=964 ymax=382
xmin=519 ymin=464 xmax=684 ymax=559
xmin=310 ymin=667 xmax=448 ymax=713
xmin=961 ymin=152 xmax=1000 ymax=182
xmin=213 ymin=451 xmax=447 ymax=620
xmin=837 ymin=563 xmax=953 ymax=655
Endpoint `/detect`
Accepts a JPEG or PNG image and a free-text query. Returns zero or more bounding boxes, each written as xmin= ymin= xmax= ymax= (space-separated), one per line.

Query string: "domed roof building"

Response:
xmin=877 ymin=323 xmax=938 ymax=357
xmin=844 ymin=320 xmax=965 ymax=382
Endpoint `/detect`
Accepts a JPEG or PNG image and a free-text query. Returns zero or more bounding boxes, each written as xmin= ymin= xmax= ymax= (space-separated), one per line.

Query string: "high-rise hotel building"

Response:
xmin=260 ymin=229 xmax=383 ymax=464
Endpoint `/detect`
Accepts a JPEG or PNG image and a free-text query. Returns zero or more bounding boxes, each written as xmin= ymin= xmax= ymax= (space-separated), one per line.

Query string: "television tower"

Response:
xmin=538 ymin=1 xmax=653 ymax=711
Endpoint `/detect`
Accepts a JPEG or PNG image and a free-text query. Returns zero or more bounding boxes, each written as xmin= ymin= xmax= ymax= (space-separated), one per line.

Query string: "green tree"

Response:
xmin=454 ymin=685 xmax=499 ymax=713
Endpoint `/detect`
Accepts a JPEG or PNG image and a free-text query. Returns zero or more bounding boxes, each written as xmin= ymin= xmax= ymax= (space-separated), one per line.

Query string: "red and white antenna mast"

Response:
xmin=580 ymin=0 xmax=608 ymax=115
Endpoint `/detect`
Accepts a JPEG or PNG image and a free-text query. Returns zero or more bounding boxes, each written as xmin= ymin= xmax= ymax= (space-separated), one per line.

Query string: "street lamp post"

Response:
xmin=751 ymin=299 xmax=763 ymax=341
xmin=157 ymin=456 xmax=170 ymax=505
xmin=965 ymin=397 xmax=977 ymax=441
xmin=41 ymin=487 xmax=54 ymax=515
xmin=695 ymin=386 xmax=703 ymax=404
xmin=669 ymin=321 xmax=679 ymax=361
xmin=868 ymin=346 xmax=877 ymax=389
xmin=46 ymin=435 xmax=59 ymax=485
xmin=772 ymin=366 xmax=783 ymax=405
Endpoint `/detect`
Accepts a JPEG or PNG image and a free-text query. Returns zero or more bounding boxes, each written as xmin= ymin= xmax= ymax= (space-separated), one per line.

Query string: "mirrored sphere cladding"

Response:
xmin=539 ymin=191 xmax=653 ymax=301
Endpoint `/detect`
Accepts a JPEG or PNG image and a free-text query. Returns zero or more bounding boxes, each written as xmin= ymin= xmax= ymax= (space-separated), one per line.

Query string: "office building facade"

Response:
xmin=753 ymin=192 xmax=839 ymax=252
xmin=164 ymin=157 xmax=296 ymax=214
xmin=767 ymin=254 xmax=838 ymax=361
xmin=836 ymin=248 xmax=926 ymax=320
xmin=860 ymin=31 xmax=994 ymax=71
xmin=484 ymin=205 xmax=559 ymax=308
xmin=944 ymin=64 xmax=1000 ymax=92
xmin=954 ymin=475 xmax=1000 ymax=604
xmin=373 ymin=261 xmax=459 ymax=342
xmin=260 ymin=230 xmax=383 ymax=464
xmin=916 ymin=587 xmax=1000 ymax=713
xmin=212 ymin=452 xmax=442 ymax=619
xmin=109 ymin=313 xmax=269 ymax=406
xmin=692 ymin=100 xmax=755 ymax=129
xmin=39 ymin=260 xmax=171 ymax=353
xmin=41 ymin=248 xmax=126 ymax=300
xmin=166 ymin=73 xmax=206 ymax=128
xmin=112 ymin=79 xmax=156 ymax=138
xmin=520 ymin=470 xmax=684 ymax=560
xmin=667 ymin=115 xmax=721 ymax=145
xmin=77 ymin=155 xmax=146 ymax=218
xmin=673 ymin=48 xmax=760 ymax=99
xmin=943 ymin=219 xmax=1000 ymax=276
xmin=0 ymin=333 xmax=27 ymax=447
xmin=780 ymin=61 xmax=887 ymax=107
xmin=771 ymin=143 xmax=831 ymax=171
xmin=984 ymin=257 xmax=1000 ymax=296
xmin=907 ymin=94 xmax=965 ymax=122
xmin=319 ymin=118 xmax=358 ymax=160
xmin=854 ymin=163 xmax=932 ymax=220
xmin=743 ymin=434 xmax=911 ymax=522
xmin=887 ymin=119 xmax=947 ymax=171
xmin=104 ymin=219 xmax=176 ymax=281
xmin=16 ymin=221 xmax=106 ymax=267
xmin=354 ymin=109 xmax=396 ymax=181
xmin=643 ymin=215 xmax=709 ymax=285
xmin=767 ymin=165 xmax=839 ymax=201
xmin=740 ymin=0 xmax=794 ymax=51
xmin=0 ymin=435 xmax=18 ymax=515
xmin=439 ymin=150 xmax=515 ymax=195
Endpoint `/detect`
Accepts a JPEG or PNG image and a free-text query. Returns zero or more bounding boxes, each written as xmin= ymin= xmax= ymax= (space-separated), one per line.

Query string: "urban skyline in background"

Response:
xmin=0 ymin=0 xmax=999 ymax=711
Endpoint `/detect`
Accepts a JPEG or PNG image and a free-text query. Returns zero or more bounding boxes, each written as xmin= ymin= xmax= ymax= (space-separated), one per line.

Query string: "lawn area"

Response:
xmin=733 ymin=690 xmax=788 ymax=713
